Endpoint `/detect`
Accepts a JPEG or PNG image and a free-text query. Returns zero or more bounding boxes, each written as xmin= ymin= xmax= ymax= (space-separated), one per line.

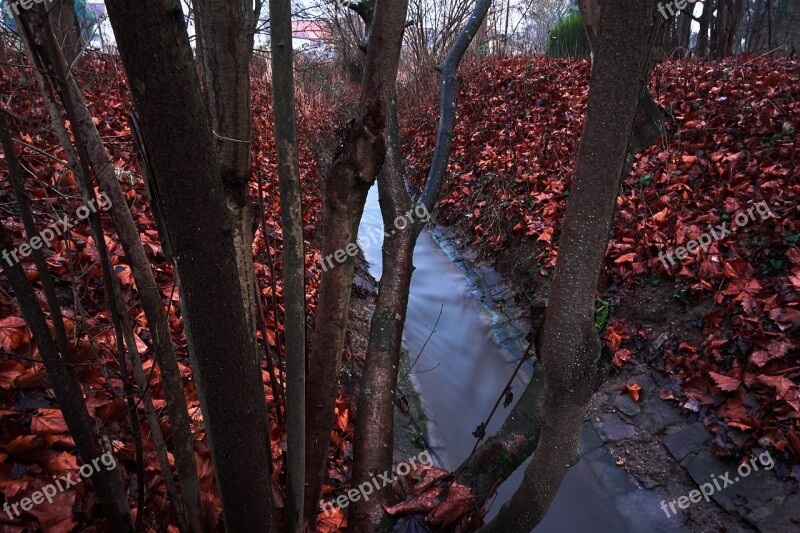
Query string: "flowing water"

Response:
xmin=358 ymin=185 xmax=667 ymax=532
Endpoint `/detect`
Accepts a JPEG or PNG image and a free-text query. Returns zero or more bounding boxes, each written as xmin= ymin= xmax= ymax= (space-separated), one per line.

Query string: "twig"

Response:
xmin=399 ymin=305 xmax=443 ymax=382
xmin=437 ymin=341 xmax=537 ymax=502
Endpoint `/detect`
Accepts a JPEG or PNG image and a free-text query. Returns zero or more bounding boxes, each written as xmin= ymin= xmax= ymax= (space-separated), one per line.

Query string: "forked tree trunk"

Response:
xmin=103 ymin=1 xmax=275 ymax=530
xmin=267 ymin=0 xmax=307 ymax=530
xmin=350 ymin=1 xmax=492 ymax=529
xmin=303 ymin=0 xmax=409 ymax=523
xmin=349 ymin=104 xmax=417 ymax=531
xmin=481 ymin=1 xmax=662 ymax=530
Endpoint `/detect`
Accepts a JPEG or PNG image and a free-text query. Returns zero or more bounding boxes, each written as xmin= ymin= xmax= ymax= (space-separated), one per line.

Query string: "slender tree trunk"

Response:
xmin=244 ymin=0 xmax=264 ymax=55
xmin=698 ymin=0 xmax=712 ymax=56
xmin=14 ymin=9 xmax=206 ymax=531
xmin=677 ymin=10 xmax=692 ymax=56
xmin=349 ymin=104 xmax=418 ymax=531
xmin=20 ymin=10 xmax=150 ymax=526
xmin=103 ymin=1 xmax=275 ymax=530
xmin=303 ymin=0 xmax=409 ymax=523
xmin=48 ymin=0 xmax=81 ymax=66
xmin=481 ymin=1 xmax=662 ymax=529
xmin=350 ymin=2 xmax=491 ymax=529
xmin=454 ymin=0 xmax=666 ymax=510
xmin=268 ymin=0 xmax=307 ymax=530
xmin=0 ymin=115 xmax=133 ymax=533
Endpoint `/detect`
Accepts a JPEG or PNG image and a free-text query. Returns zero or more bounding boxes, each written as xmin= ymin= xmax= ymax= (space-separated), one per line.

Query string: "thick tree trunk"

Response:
xmin=0 ymin=116 xmax=133 ymax=533
xmin=349 ymin=2 xmax=491 ymax=529
xmin=15 ymin=9 xmax=205 ymax=530
xmin=303 ymin=0 xmax=409 ymax=523
xmin=193 ymin=0 xmax=259 ymax=389
xmin=480 ymin=1 xmax=661 ymax=530
xmin=268 ymin=0 xmax=307 ymax=530
xmin=103 ymin=1 xmax=275 ymax=530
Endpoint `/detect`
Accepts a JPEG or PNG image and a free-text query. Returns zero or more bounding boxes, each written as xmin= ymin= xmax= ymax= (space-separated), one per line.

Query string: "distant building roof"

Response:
xmin=292 ymin=20 xmax=328 ymax=41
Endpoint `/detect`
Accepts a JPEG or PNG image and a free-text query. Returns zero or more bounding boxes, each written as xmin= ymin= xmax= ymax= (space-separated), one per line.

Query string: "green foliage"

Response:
xmin=594 ymin=298 xmax=611 ymax=332
xmin=546 ymin=12 xmax=591 ymax=58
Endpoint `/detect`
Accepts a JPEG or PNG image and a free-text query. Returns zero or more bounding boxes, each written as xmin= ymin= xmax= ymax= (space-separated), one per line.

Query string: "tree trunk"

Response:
xmin=349 ymin=103 xmax=417 ymax=532
xmin=458 ymin=367 xmax=547 ymax=509
xmin=268 ymin=0 xmax=307 ymax=530
xmin=103 ymin=1 xmax=275 ymax=530
xmin=193 ymin=0 xmax=259 ymax=394
xmin=350 ymin=1 xmax=491 ymax=529
xmin=712 ymin=0 xmax=743 ymax=56
xmin=481 ymin=0 xmax=661 ymax=530
xmin=698 ymin=0 xmax=712 ymax=56
xmin=14 ymin=9 xmax=206 ymax=530
xmin=454 ymin=0 xmax=666 ymax=510
xmin=0 ymin=116 xmax=133 ymax=533
xmin=677 ymin=9 xmax=692 ymax=57
xmin=303 ymin=0 xmax=409 ymax=523
xmin=48 ymin=0 xmax=81 ymax=66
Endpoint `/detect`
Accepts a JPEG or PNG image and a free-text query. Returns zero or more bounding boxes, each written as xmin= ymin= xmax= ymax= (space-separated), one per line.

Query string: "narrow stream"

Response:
xmin=358 ymin=185 xmax=665 ymax=532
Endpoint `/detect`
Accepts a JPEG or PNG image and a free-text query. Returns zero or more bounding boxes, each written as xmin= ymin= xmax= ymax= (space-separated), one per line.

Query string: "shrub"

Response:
xmin=546 ymin=12 xmax=591 ymax=58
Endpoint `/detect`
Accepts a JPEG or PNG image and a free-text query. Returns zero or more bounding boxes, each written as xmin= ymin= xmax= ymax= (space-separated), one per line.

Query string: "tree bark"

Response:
xmin=303 ymin=0 xmax=409 ymax=523
xmin=453 ymin=0 xmax=665 ymax=512
xmin=480 ymin=1 xmax=662 ymax=530
xmin=268 ymin=0 xmax=307 ymax=530
xmin=48 ymin=0 xmax=82 ymax=67
xmin=698 ymin=0 xmax=712 ymax=56
xmin=103 ymin=1 xmax=275 ymax=530
xmin=349 ymin=103 xmax=418 ymax=532
xmin=711 ymin=0 xmax=743 ymax=56
xmin=349 ymin=1 xmax=491 ymax=529
xmin=458 ymin=367 xmax=546 ymax=509
xmin=14 ymin=8 xmax=206 ymax=530
xmin=0 ymin=116 xmax=133 ymax=533
xmin=193 ymin=0 xmax=260 ymax=398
